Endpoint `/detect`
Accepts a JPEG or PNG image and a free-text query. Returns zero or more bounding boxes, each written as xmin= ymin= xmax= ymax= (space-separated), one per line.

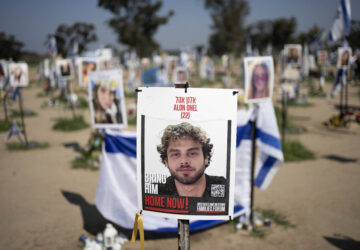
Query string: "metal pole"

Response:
xmin=67 ymin=79 xmax=76 ymax=119
xmin=18 ymin=88 xmax=29 ymax=145
xmin=281 ymin=91 xmax=287 ymax=146
xmin=178 ymin=219 xmax=190 ymax=250
xmin=344 ymin=70 xmax=348 ymax=115
xmin=3 ymin=98 xmax=8 ymax=121
xmin=249 ymin=112 xmax=257 ymax=228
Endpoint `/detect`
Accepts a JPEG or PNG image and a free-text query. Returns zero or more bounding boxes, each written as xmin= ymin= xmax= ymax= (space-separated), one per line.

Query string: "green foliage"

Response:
xmin=98 ymin=0 xmax=174 ymax=57
xmin=246 ymin=17 xmax=298 ymax=54
xmin=282 ymin=140 xmax=315 ymax=162
xmin=7 ymin=141 xmax=49 ymax=151
xmin=124 ymin=90 xmax=136 ymax=99
xmin=294 ymin=25 xmax=321 ymax=45
xmin=190 ymin=75 xmax=217 ymax=87
xmin=10 ymin=110 xmax=37 ymax=118
xmin=76 ymin=96 xmax=89 ymax=110
xmin=246 ymin=20 xmax=273 ymax=54
xmin=46 ymin=22 xmax=97 ymax=57
xmin=0 ymin=120 xmax=13 ymax=132
xmin=271 ymin=17 xmax=297 ymax=52
xmin=52 ymin=116 xmax=89 ymax=131
xmin=274 ymin=106 xmax=306 ymax=134
xmin=249 ymin=229 xmax=268 ymax=238
xmin=72 ymin=154 xmax=100 ymax=171
xmin=204 ymin=0 xmax=249 ymax=56
xmin=36 ymin=92 xmax=47 ymax=98
xmin=0 ymin=32 xmax=24 ymax=61
xmin=128 ymin=115 xmax=137 ymax=126
xmin=348 ymin=20 xmax=360 ymax=50
xmin=255 ymin=208 xmax=296 ymax=229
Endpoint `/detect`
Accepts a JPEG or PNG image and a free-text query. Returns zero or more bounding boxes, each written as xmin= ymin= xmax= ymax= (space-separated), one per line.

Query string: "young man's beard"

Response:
xmin=169 ymin=164 xmax=206 ymax=185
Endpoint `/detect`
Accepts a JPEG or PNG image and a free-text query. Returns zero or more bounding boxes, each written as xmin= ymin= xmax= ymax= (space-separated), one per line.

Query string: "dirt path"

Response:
xmin=0 ymin=75 xmax=359 ymax=250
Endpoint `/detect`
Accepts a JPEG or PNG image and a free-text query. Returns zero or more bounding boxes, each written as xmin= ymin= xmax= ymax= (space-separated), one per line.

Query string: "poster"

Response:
xmin=56 ymin=59 xmax=73 ymax=80
xmin=284 ymin=44 xmax=302 ymax=67
xmin=172 ymin=66 xmax=188 ymax=85
xmin=136 ymin=87 xmax=238 ymax=220
xmin=88 ymin=70 xmax=127 ymax=129
xmin=337 ymin=47 xmax=352 ymax=68
xmin=78 ymin=57 xmax=98 ymax=86
xmin=8 ymin=62 xmax=29 ymax=87
xmin=317 ymin=50 xmax=328 ymax=65
xmin=244 ymin=56 xmax=274 ymax=103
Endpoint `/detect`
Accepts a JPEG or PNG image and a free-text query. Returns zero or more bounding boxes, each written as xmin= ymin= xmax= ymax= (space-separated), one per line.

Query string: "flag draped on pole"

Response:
xmin=47 ymin=35 xmax=57 ymax=58
xmin=329 ymin=0 xmax=351 ymax=42
xmin=95 ymin=101 xmax=283 ymax=231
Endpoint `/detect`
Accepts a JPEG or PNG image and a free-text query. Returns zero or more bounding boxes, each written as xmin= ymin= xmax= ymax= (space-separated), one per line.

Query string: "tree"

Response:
xmin=294 ymin=25 xmax=321 ymax=45
xmin=246 ymin=20 xmax=273 ymax=54
xmin=347 ymin=20 xmax=360 ymax=51
xmin=46 ymin=22 xmax=98 ymax=57
xmin=204 ymin=0 xmax=249 ymax=56
xmin=98 ymin=0 xmax=174 ymax=57
xmin=0 ymin=32 xmax=24 ymax=61
xmin=271 ymin=17 xmax=297 ymax=52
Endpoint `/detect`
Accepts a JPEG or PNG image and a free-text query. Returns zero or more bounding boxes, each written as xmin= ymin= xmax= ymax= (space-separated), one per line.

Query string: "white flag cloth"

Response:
xmin=329 ymin=0 xmax=351 ymax=42
xmin=95 ymin=102 xmax=283 ymax=231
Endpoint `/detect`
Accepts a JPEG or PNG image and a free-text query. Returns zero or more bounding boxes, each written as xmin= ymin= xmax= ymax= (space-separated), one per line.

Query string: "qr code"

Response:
xmin=211 ymin=184 xmax=225 ymax=197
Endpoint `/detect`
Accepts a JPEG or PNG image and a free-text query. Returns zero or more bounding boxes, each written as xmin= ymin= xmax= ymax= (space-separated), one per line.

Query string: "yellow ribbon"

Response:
xmin=131 ymin=212 xmax=145 ymax=250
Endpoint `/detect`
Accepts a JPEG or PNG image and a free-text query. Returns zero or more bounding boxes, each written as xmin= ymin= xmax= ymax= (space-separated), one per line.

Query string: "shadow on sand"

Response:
xmin=324 ymin=234 xmax=360 ymax=250
xmin=61 ymin=190 xmax=178 ymax=240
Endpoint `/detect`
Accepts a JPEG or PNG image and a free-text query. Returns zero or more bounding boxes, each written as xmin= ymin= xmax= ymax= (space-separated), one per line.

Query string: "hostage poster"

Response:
xmin=136 ymin=87 xmax=238 ymax=220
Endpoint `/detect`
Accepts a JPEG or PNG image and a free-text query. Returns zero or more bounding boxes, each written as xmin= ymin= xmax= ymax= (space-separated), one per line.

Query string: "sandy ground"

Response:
xmin=0 ymin=71 xmax=359 ymax=250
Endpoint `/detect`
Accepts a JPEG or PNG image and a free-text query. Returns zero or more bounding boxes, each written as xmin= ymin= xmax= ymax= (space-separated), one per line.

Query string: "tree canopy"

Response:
xmin=98 ymin=0 xmax=174 ymax=57
xmin=46 ymin=22 xmax=98 ymax=57
xmin=348 ymin=20 xmax=360 ymax=51
xmin=0 ymin=32 xmax=24 ymax=61
xmin=204 ymin=0 xmax=249 ymax=56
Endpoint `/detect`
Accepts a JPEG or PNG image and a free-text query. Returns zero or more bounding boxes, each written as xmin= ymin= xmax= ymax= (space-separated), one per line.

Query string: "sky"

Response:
xmin=0 ymin=0 xmax=359 ymax=54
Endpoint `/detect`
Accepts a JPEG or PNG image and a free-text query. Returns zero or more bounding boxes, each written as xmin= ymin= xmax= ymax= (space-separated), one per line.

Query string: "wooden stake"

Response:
xmin=178 ymin=219 xmax=190 ymax=250
xmin=18 ymin=88 xmax=28 ymax=145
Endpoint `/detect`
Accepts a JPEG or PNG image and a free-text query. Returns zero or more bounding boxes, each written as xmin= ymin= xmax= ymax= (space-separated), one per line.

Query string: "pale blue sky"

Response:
xmin=0 ymin=0 xmax=359 ymax=53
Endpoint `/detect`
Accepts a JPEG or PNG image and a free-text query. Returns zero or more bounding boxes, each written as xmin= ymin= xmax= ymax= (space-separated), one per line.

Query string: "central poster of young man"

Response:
xmin=136 ymin=87 xmax=238 ymax=220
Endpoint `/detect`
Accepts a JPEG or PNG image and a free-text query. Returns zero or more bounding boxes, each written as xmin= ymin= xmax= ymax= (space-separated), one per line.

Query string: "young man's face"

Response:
xmin=165 ymin=136 xmax=208 ymax=185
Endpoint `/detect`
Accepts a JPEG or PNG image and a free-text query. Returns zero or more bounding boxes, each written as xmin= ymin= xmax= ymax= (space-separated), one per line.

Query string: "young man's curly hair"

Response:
xmin=157 ymin=122 xmax=213 ymax=167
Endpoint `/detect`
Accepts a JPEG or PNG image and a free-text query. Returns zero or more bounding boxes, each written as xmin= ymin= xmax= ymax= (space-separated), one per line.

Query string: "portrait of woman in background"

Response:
xmin=248 ymin=63 xmax=270 ymax=99
xmin=92 ymin=79 xmax=123 ymax=124
xmin=81 ymin=61 xmax=97 ymax=85
xmin=9 ymin=63 xmax=28 ymax=87
xmin=244 ymin=56 xmax=274 ymax=103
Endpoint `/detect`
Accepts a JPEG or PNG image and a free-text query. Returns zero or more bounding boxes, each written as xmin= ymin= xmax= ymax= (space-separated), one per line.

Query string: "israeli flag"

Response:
xmin=12 ymin=87 xmax=19 ymax=102
xmin=329 ymin=0 xmax=351 ymax=42
xmin=47 ymin=35 xmax=57 ymax=57
xmin=95 ymin=102 xmax=283 ymax=231
xmin=69 ymin=41 xmax=78 ymax=59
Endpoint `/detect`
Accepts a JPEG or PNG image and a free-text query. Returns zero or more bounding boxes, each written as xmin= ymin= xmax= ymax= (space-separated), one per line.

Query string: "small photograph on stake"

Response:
xmin=317 ymin=50 xmax=328 ymax=65
xmin=79 ymin=58 xmax=98 ymax=86
xmin=244 ymin=56 xmax=274 ymax=103
xmin=88 ymin=70 xmax=127 ymax=129
xmin=172 ymin=66 xmax=188 ymax=85
xmin=284 ymin=44 xmax=302 ymax=66
xmin=56 ymin=59 xmax=73 ymax=80
xmin=337 ymin=47 xmax=352 ymax=68
xmin=136 ymin=87 xmax=238 ymax=220
xmin=9 ymin=62 xmax=29 ymax=87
